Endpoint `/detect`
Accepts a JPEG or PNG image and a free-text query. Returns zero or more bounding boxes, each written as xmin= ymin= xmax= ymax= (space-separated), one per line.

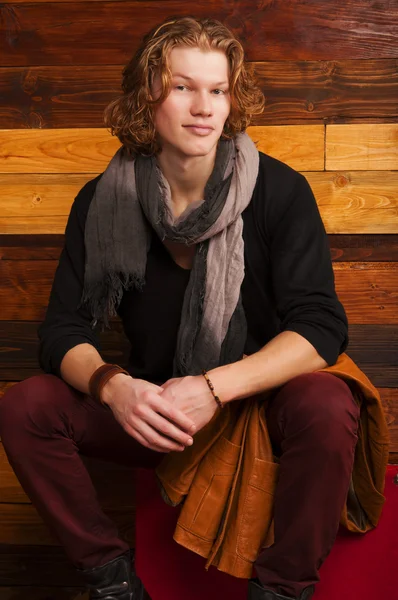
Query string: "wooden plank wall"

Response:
xmin=0 ymin=1 xmax=397 ymax=597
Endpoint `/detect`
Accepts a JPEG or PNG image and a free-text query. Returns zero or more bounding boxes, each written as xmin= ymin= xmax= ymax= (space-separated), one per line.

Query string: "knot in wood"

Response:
xmin=334 ymin=174 xmax=349 ymax=188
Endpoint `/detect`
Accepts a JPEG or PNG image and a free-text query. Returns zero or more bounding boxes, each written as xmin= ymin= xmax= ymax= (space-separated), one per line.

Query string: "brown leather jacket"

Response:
xmin=155 ymin=354 xmax=389 ymax=579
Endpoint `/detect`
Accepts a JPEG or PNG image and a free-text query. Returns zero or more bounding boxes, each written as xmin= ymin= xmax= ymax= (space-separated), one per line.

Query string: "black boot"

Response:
xmin=248 ymin=577 xmax=314 ymax=600
xmin=78 ymin=550 xmax=151 ymax=599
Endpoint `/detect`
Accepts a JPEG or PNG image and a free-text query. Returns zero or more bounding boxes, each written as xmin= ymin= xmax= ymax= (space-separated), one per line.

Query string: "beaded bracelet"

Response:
xmin=202 ymin=369 xmax=223 ymax=409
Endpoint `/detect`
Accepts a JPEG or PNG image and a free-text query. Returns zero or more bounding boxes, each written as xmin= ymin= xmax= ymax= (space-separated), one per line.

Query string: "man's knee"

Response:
xmin=0 ymin=374 xmax=70 ymax=444
xmin=277 ymin=372 xmax=360 ymax=450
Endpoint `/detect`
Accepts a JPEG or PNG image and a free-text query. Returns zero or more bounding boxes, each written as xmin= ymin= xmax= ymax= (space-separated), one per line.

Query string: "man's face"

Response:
xmin=151 ymin=46 xmax=231 ymax=159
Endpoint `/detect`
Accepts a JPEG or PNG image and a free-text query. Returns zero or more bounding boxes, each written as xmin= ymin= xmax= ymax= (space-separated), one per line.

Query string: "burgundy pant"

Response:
xmin=0 ymin=372 xmax=359 ymax=597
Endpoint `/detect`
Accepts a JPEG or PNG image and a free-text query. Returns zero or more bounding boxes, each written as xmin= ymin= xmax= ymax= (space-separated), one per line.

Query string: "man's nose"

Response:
xmin=191 ymin=91 xmax=213 ymax=116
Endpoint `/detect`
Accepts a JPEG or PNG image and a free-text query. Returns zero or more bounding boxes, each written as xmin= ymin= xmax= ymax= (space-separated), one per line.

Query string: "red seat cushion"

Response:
xmin=135 ymin=465 xmax=397 ymax=599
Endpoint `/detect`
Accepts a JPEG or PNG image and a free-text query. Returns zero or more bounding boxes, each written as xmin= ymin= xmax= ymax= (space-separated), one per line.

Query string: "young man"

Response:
xmin=0 ymin=16 xmax=372 ymax=600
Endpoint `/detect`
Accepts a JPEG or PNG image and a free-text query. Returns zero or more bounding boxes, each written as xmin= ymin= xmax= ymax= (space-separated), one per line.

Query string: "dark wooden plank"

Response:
xmin=0 ymin=503 xmax=135 ymax=546
xmin=1 ymin=1 xmax=397 ymax=67
xmin=0 ymin=440 xmax=135 ymax=505
xmin=0 ymin=321 xmax=129 ymax=380
xmin=2 ymin=235 xmax=398 ymax=263
xmin=0 ymin=66 xmax=121 ymax=129
xmin=3 ymin=260 xmax=398 ymax=322
xmin=329 ymin=235 xmax=398 ymax=262
xmin=1 ymin=59 xmax=397 ymax=128
xmin=0 ymin=320 xmax=397 ymax=386
xmin=0 ymin=545 xmax=83 ymax=587
xmin=0 ymin=588 xmax=82 ymax=600
xmin=381 ymin=389 xmax=398 ymax=461
xmin=347 ymin=325 xmax=398 ymax=388
xmin=0 ymin=235 xmax=63 ymax=260
xmin=334 ymin=263 xmax=398 ymax=324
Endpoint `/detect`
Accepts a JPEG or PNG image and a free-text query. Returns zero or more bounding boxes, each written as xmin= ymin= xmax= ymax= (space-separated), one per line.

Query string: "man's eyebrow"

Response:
xmin=172 ymin=73 xmax=229 ymax=86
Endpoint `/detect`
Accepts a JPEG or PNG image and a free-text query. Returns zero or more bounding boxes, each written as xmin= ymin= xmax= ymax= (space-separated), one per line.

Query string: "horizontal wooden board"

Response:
xmin=2 ymin=234 xmax=398 ymax=263
xmin=0 ymin=544 xmax=84 ymax=587
xmin=0 ymin=126 xmax=324 ymax=175
xmin=0 ymin=234 xmax=64 ymax=260
xmin=304 ymin=171 xmax=398 ymax=234
xmin=0 ymin=320 xmax=397 ymax=385
xmin=334 ymin=262 xmax=398 ymax=324
xmin=1 ymin=259 xmax=397 ymax=323
xmin=0 ymin=445 xmax=135 ymax=505
xmin=0 ymin=503 xmax=135 ymax=546
xmin=1 ymin=60 xmax=397 ymax=129
xmin=329 ymin=235 xmax=398 ymax=262
xmin=346 ymin=325 xmax=398 ymax=388
xmin=0 ymin=320 xmax=128 ymax=379
xmin=326 ymin=124 xmax=398 ymax=170
xmin=0 ymin=588 xmax=81 ymax=600
xmin=1 ymin=1 xmax=397 ymax=66
xmin=0 ymin=545 xmax=84 ymax=588
xmin=1 ymin=169 xmax=398 ymax=234
xmin=0 ymin=129 xmax=120 ymax=174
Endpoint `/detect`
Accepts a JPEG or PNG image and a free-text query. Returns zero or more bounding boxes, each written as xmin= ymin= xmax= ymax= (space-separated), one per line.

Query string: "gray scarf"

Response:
xmin=82 ymin=132 xmax=259 ymax=376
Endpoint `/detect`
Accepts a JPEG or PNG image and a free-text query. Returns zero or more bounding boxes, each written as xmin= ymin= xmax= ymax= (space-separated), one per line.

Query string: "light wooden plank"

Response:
xmin=326 ymin=124 xmax=398 ymax=171
xmin=248 ymin=125 xmax=324 ymax=171
xmin=305 ymin=171 xmax=398 ymax=234
xmin=0 ymin=129 xmax=120 ymax=174
xmin=1 ymin=170 xmax=397 ymax=234
xmin=0 ymin=126 xmax=324 ymax=174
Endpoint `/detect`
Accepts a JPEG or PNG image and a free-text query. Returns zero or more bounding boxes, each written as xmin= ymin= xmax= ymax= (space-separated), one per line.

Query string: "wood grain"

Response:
xmin=1 ymin=1 xmax=397 ymax=66
xmin=3 ymin=233 xmax=398 ymax=262
xmin=0 ymin=320 xmax=397 ymax=385
xmin=346 ymin=325 xmax=398 ymax=388
xmin=0 ymin=126 xmax=325 ymax=174
xmin=0 ymin=444 xmax=135 ymax=506
xmin=334 ymin=262 xmax=398 ymax=324
xmin=0 ymin=320 xmax=128 ymax=379
xmin=1 ymin=60 xmax=397 ymax=129
xmin=0 ymin=544 xmax=84 ymax=587
xmin=0 ymin=503 xmax=135 ymax=546
xmin=0 ymin=234 xmax=63 ymax=260
xmin=304 ymin=171 xmax=398 ymax=234
xmin=326 ymin=124 xmax=398 ymax=170
xmin=1 ymin=259 xmax=397 ymax=323
xmin=1 ymin=170 xmax=397 ymax=235
xmin=0 ymin=129 xmax=119 ymax=174
xmin=0 ymin=588 xmax=81 ymax=600
xmin=329 ymin=235 xmax=398 ymax=262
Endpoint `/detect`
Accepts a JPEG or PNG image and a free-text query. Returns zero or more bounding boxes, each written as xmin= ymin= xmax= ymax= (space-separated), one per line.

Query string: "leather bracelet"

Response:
xmin=202 ymin=369 xmax=223 ymax=409
xmin=89 ymin=363 xmax=130 ymax=407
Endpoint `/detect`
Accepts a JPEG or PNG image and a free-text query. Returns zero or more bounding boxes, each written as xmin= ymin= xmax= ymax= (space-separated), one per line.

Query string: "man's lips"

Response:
xmin=184 ymin=124 xmax=214 ymax=129
xmin=183 ymin=125 xmax=214 ymax=134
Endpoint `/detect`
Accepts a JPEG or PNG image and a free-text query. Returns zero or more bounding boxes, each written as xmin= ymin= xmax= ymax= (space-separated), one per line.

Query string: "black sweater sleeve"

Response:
xmin=268 ymin=170 xmax=348 ymax=365
xmin=37 ymin=177 xmax=102 ymax=376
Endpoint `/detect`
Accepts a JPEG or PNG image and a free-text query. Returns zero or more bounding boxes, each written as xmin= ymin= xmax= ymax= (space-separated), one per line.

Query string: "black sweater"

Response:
xmin=38 ymin=151 xmax=348 ymax=383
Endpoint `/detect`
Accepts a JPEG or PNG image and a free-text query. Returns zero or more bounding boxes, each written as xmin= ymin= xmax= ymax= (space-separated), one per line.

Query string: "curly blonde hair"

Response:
xmin=104 ymin=16 xmax=265 ymax=155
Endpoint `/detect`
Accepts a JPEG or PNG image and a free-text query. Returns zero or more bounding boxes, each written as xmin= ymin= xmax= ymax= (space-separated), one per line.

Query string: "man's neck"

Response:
xmin=156 ymin=145 xmax=217 ymax=218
